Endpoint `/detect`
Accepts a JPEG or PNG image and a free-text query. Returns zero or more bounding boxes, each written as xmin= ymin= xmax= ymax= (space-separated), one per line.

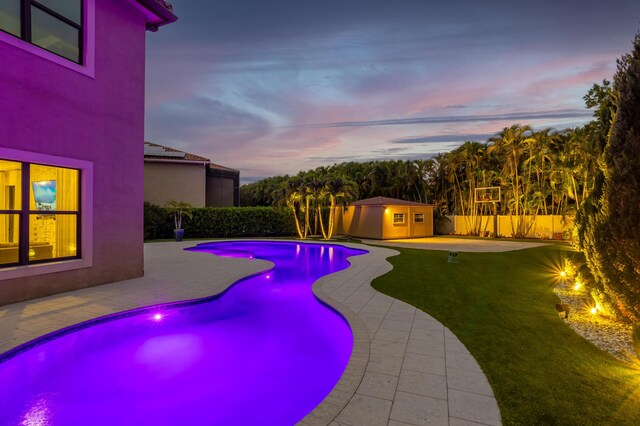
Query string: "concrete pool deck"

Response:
xmin=0 ymin=240 xmax=501 ymax=426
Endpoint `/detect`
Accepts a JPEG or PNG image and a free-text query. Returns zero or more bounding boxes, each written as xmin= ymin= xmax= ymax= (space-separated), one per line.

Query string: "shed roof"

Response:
xmin=351 ymin=196 xmax=433 ymax=207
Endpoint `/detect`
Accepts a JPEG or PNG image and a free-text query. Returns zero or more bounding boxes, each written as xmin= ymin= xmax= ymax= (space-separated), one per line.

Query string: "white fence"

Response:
xmin=436 ymin=215 xmax=574 ymax=239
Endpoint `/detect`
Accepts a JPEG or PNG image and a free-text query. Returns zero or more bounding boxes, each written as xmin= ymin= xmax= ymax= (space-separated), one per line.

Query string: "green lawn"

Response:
xmin=370 ymin=244 xmax=640 ymax=425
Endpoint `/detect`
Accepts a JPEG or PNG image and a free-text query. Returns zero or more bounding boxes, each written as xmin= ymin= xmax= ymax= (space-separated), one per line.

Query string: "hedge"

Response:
xmin=144 ymin=203 xmax=297 ymax=240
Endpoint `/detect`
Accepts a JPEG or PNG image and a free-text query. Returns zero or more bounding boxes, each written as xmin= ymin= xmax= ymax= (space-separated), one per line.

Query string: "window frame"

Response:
xmin=0 ymin=0 xmax=95 ymax=77
xmin=393 ymin=213 xmax=405 ymax=224
xmin=0 ymin=160 xmax=81 ymax=267
xmin=0 ymin=147 xmax=93 ymax=279
xmin=414 ymin=213 xmax=425 ymax=223
xmin=0 ymin=0 xmax=84 ymax=63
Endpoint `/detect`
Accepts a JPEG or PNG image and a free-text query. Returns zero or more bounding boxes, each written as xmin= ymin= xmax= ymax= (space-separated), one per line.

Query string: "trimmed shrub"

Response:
xmin=144 ymin=205 xmax=297 ymax=240
xmin=143 ymin=202 xmax=167 ymax=240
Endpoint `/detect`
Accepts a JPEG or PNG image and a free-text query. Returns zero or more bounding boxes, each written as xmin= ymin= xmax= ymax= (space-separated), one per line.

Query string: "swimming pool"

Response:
xmin=0 ymin=241 xmax=367 ymax=425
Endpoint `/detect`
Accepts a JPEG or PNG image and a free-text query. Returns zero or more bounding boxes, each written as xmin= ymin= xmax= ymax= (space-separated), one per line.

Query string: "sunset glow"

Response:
xmin=145 ymin=0 xmax=640 ymax=183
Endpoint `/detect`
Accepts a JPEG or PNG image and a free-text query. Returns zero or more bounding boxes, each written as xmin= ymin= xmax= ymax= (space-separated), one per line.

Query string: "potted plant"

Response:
xmin=164 ymin=200 xmax=193 ymax=241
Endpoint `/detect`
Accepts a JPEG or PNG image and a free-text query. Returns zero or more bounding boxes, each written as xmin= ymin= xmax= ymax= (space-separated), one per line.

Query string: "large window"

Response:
xmin=0 ymin=0 xmax=83 ymax=63
xmin=0 ymin=159 xmax=80 ymax=267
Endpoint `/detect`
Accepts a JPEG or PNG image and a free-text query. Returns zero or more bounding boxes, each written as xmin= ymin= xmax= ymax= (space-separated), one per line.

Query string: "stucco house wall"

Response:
xmin=144 ymin=162 xmax=207 ymax=207
xmin=0 ymin=0 xmax=176 ymax=305
xmin=144 ymin=142 xmax=239 ymax=208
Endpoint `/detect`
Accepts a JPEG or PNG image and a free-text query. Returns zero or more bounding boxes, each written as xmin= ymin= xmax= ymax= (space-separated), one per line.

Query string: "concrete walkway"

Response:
xmin=364 ymin=236 xmax=549 ymax=252
xmin=0 ymin=241 xmax=501 ymax=426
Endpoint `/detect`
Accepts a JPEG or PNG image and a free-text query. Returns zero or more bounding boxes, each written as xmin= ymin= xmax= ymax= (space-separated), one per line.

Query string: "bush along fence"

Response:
xmin=144 ymin=203 xmax=297 ymax=240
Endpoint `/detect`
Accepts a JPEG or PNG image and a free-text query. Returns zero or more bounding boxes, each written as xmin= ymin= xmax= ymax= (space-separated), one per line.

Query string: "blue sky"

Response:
xmin=144 ymin=0 xmax=640 ymax=183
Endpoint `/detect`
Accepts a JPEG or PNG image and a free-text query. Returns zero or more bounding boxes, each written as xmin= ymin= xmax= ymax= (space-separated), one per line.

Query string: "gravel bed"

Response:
xmin=553 ymin=279 xmax=637 ymax=363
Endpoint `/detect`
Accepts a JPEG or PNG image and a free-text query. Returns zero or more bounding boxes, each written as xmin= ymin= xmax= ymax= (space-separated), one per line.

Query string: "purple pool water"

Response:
xmin=0 ymin=241 xmax=366 ymax=425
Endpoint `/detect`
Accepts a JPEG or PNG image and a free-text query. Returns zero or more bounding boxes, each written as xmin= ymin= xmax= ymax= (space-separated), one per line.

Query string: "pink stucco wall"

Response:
xmin=0 ymin=0 xmax=148 ymax=304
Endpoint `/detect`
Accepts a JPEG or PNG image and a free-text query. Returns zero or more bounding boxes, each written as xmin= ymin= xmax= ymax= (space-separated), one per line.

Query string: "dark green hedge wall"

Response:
xmin=144 ymin=203 xmax=296 ymax=240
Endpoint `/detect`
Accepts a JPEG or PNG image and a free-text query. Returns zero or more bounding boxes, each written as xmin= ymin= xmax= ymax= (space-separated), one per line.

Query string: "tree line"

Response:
xmin=242 ymin=121 xmax=604 ymax=238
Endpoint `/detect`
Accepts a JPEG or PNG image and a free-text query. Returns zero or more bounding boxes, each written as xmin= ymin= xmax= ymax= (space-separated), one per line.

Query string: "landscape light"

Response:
xmin=573 ymin=281 xmax=581 ymax=291
xmin=590 ymin=307 xmax=597 ymax=315
xmin=560 ymin=271 xmax=566 ymax=278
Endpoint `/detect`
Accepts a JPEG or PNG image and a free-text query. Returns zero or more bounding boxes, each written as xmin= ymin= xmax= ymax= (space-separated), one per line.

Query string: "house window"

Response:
xmin=414 ymin=213 xmax=424 ymax=223
xmin=0 ymin=0 xmax=83 ymax=63
xmin=0 ymin=159 xmax=80 ymax=267
xmin=393 ymin=213 xmax=405 ymax=224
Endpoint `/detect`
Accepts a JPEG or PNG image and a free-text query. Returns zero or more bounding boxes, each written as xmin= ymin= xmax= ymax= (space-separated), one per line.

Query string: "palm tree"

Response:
xmin=304 ymin=172 xmax=329 ymax=238
xmin=273 ymin=178 xmax=307 ymax=239
xmin=488 ymin=125 xmax=536 ymax=237
xmin=324 ymin=177 xmax=357 ymax=239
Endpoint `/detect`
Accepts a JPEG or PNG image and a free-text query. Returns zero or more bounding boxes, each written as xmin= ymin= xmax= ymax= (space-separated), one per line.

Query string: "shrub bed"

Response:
xmin=144 ymin=204 xmax=296 ymax=239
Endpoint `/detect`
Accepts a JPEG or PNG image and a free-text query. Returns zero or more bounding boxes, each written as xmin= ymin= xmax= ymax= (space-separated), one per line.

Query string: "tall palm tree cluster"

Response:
xmin=241 ymin=124 xmax=603 ymax=238
xmin=433 ymin=124 xmax=601 ymax=237
xmin=269 ymin=172 xmax=358 ymax=240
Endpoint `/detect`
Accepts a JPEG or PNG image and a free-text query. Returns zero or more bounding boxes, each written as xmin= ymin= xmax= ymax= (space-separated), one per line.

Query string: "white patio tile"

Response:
xmin=390 ymin=391 xmax=449 ymax=426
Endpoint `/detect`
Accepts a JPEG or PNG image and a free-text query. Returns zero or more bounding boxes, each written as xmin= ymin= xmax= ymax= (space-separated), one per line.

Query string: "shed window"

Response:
xmin=0 ymin=0 xmax=83 ymax=63
xmin=393 ymin=213 xmax=405 ymax=224
xmin=414 ymin=213 xmax=424 ymax=223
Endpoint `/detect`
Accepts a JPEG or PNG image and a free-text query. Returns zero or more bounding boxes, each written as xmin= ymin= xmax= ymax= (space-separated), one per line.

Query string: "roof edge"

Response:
xmin=136 ymin=0 xmax=178 ymax=31
xmin=351 ymin=196 xmax=434 ymax=207
xmin=144 ymin=158 xmax=209 ymax=166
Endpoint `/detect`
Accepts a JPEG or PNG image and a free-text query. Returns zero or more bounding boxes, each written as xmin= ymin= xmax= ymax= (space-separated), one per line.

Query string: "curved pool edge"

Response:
xmin=0 ymin=242 xmax=274 ymax=356
xmin=0 ymin=263 xmax=276 ymax=364
xmin=183 ymin=239 xmax=401 ymax=426
xmin=298 ymin=241 xmax=401 ymax=426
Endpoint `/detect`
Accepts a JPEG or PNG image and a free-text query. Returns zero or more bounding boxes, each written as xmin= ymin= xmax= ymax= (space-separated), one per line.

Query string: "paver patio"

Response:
xmin=0 ymin=240 xmax=501 ymax=425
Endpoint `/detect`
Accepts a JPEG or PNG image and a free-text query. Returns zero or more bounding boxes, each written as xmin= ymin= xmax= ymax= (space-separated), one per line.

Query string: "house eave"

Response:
xmin=132 ymin=0 xmax=178 ymax=31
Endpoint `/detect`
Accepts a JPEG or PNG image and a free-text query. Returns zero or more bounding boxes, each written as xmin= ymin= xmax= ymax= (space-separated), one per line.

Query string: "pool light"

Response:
xmin=152 ymin=313 xmax=164 ymax=321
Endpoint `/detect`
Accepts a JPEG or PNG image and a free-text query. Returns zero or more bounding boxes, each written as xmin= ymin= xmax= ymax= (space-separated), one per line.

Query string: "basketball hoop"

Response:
xmin=474 ymin=187 xmax=501 ymax=238
xmin=474 ymin=187 xmax=501 ymax=204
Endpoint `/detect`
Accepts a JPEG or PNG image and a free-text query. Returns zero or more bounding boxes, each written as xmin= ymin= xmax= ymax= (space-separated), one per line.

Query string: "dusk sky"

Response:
xmin=144 ymin=0 xmax=640 ymax=184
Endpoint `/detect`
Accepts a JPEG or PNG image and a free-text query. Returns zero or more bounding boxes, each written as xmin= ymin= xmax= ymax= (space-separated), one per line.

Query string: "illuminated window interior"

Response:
xmin=0 ymin=159 xmax=80 ymax=267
